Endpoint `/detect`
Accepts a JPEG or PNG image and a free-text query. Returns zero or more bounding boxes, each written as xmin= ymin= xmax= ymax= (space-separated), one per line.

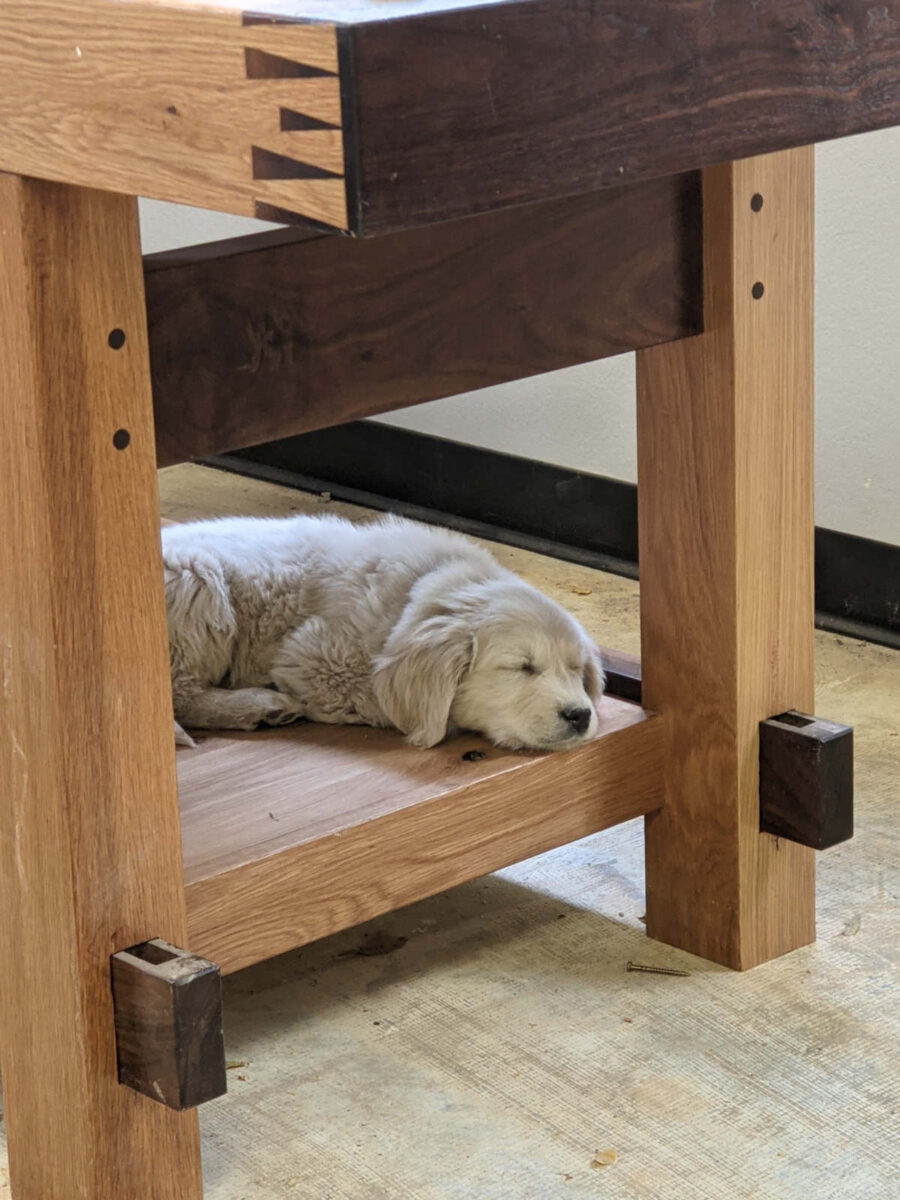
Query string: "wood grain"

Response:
xmin=0 ymin=177 xmax=202 ymax=1196
xmin=637 ymin=148 xmax=816 ymax=970
xmin=349 ymin=0 xmax=900 ymax=233
xmin=145 ymin=176 xmax=702 ymax=465
xmin=3 ymin=2 xmax=898 ymax=235
xmin=759 ymin=713 xmax=854 ymax=850
xmin=180 ymin=698 xmax=663 ymax=974
xmin=112 ymin=940 xmax=227 ymax=1111
xmin=0 ymin=2 xmax=348 ymax=228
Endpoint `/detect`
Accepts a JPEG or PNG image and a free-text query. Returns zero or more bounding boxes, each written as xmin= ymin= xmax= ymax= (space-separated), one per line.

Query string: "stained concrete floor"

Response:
xmin=1 ymin=464 xmax=897 ymax=1199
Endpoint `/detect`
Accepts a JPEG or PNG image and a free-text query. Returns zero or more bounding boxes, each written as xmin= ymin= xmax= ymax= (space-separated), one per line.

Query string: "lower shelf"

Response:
xmin=180 ymin=695 xmax=663 ymax=974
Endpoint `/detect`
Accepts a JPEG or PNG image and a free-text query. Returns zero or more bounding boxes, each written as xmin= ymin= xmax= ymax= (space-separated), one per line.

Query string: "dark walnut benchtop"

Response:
xmin=1 ymin=0 xmax=898 ymax=233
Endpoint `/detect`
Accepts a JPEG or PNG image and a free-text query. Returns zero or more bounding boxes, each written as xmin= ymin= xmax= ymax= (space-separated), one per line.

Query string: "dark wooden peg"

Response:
xmin=759 ymin=711 xmax=853 ymax=850
xmin=111 ymin=938 xmax=227 ymax=1110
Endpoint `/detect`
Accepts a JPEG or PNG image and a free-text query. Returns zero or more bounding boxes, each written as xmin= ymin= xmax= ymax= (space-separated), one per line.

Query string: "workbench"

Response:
xmin=0 ymin=1 xmax=893 ymax=1195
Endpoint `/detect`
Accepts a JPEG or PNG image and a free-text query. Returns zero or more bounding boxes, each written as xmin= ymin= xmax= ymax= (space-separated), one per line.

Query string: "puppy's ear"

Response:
xmin=582 ymin=644 xmax=606 ymax=702
xmin=373 ymin=608 xmax=473 ymax=748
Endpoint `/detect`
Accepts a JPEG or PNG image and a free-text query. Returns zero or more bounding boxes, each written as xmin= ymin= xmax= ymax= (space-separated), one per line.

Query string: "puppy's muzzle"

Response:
xmin=559 ymin=705 xmax=593 ymax=736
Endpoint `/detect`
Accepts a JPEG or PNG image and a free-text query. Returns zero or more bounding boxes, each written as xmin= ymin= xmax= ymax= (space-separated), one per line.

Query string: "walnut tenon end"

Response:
xmin=111 ymin=939 xmax=227 ymax=1111
xmin=759 ymin=711 xmax=854 ymax=851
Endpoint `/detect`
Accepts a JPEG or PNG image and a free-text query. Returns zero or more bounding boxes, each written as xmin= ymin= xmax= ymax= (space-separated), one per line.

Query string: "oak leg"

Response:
xmin=636 ymin=148 xmax=816 ymax=970
xmin=0 ymin=177 xmax=202 ymax=1196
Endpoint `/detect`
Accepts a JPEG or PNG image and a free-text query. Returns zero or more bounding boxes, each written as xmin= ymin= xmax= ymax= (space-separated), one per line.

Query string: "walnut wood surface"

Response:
xmin=180 ymin=698 xmax=663 ymax=974
xmin=600 ymin=649 xmax=642 ymax=705
xmin=350 ymin=0 xmax=900 ymax=233
xmin=112 ymin=940 xmax=227 ymax=1111
xmin=146 ymin=177 xmax=701 ymax=464
xmin=0 ymin=177 xmax=201 ymax=1196
xmin=759 ymin=713 xmax=854 ymax=850
xmin=637 ymin=148 xmax=816 ymax=970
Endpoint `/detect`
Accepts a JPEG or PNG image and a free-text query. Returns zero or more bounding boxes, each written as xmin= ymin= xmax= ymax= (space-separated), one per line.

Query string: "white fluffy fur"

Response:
xmin=163 ymin=514 xmax=603 ymax=751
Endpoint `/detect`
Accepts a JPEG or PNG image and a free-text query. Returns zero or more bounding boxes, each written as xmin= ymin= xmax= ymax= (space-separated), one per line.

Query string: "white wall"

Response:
xmin=140 ymin=126 xmax=900 ymax=545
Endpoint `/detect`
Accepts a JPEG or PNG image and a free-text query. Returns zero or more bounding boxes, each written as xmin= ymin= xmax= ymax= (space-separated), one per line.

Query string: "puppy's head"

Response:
xmin=373 ymin=572 xmax=603 ymax=751
xmin=451 ymin=581 xmax=602 ymax=751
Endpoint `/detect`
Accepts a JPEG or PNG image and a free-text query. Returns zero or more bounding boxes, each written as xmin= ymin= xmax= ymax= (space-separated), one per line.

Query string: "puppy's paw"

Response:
xmin=259 ymin=693 xmax=306 ymax=728
xmin=404 ymin=729 xmax=443 ymax=749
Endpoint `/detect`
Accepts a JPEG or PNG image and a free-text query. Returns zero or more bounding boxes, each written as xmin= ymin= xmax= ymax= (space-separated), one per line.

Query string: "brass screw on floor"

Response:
xmin=626 ymin=961 xmax=690 ymax=977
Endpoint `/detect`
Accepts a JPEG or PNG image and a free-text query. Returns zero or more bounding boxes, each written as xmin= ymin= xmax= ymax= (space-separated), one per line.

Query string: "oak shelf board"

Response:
xmin=179 ymin=695 xmax=663 ymax=974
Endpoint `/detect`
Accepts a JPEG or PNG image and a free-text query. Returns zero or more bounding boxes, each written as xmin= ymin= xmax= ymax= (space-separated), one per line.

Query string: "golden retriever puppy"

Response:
xmin=164 ymin=514 xmax=603 ymax=751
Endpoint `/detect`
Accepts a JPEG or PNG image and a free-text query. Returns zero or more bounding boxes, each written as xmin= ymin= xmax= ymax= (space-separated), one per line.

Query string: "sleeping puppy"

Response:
xmin=164 ymin=514 xmax=603 ymax=751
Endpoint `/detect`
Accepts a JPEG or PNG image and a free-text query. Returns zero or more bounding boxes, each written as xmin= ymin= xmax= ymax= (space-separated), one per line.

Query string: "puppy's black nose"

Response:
xmin=560 ymin=705 xmax=592 ymax=735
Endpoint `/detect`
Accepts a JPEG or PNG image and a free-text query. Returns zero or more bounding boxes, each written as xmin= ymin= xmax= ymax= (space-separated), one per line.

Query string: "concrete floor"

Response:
xmin=2 ymin=464 xmax=897 ymax=1198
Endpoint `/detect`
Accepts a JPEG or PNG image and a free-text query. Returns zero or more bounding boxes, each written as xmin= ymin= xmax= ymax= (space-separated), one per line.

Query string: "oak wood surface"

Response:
xmin=637 ymin=148 xmax=816 ymax=970
xmin=180 ymin=697 xmax=663 ymax=974
xmin=146 ymin=176 xmax=701 ymax=464
xmin=0 ymin=2 xmax=349 ymax=228
xmin=0 ymin=178 xmax=202 ymax=1195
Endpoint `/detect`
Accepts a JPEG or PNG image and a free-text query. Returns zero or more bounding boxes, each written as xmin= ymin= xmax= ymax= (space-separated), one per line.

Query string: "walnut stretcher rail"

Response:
xmin=1 ymin=0 xmax=892 ymax=1195
xmin=145 ymin=176 xmax=703 ymax=465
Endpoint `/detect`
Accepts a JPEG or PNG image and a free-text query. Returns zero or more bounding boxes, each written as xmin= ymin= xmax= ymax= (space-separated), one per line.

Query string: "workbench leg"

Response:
xmin=636 ymin=148 xmax=816 ymax=969
xmin=0 ymin=176 xmax=202 ymax=1197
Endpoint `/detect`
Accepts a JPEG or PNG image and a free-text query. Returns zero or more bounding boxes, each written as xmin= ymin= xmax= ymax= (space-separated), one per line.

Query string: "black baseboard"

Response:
xmin=209 ymin=421 xmax=900 ymax=651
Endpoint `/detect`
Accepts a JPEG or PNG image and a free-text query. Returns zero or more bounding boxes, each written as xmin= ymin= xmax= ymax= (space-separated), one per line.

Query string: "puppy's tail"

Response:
xmin=164 ymin=557 xmax=236 ymax=648
xmin=174 ymin=719 xmax=197 ymax=749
